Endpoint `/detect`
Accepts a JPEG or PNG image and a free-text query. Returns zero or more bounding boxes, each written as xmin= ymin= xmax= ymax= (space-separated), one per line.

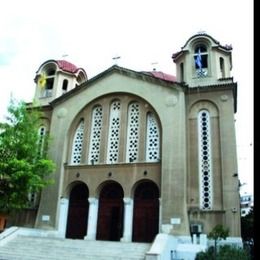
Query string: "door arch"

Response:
xmin=132 ymin=181 xmax=159 ymax=242
xmin=96 ymin=182 xmax=124 ymax=241
xmin=65 ymin=183 xmax=89 ymax=239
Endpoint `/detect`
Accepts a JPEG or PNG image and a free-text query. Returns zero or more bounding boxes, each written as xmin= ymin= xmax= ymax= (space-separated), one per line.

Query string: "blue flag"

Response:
xmin=195 ymin=48 xmax=202 ymax=69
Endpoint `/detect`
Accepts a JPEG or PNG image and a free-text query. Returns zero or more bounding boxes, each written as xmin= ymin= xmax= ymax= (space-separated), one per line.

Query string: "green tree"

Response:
xmin=208 ymin=224 xmax=229 ymax=260
xmin=0 ymin=99 xmax=55 ymax=214
xmin=241 ymin=207 xmax=254 ymax=259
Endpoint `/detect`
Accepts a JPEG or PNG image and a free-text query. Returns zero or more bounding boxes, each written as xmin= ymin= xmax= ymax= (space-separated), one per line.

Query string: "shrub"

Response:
xmin=195 ymin=245 xmax=251 ymax=260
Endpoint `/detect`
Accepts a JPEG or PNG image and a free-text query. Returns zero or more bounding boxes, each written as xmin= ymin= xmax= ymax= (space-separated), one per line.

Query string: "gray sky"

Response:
xmin=0 ymin=0 xmax=253 ymax=194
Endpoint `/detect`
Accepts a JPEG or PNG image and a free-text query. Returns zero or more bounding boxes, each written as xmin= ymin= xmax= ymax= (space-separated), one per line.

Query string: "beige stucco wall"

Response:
xmin=35 ymin=69 xmax=240 ymax=237
xmin=36 ymin=71 xmax=191 ymax=235
xmin=186 ymin=88 xmax=240 ymax=236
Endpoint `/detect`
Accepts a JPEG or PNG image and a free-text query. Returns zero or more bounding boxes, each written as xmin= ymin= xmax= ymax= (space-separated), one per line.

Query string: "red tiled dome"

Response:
xmin=56 ymin=60 xmax=79 ymax=73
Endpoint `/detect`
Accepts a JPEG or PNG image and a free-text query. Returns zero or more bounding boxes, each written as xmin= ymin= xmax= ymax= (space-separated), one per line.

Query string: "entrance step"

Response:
xmin=0 ymin=235 xmax=151 ymax=260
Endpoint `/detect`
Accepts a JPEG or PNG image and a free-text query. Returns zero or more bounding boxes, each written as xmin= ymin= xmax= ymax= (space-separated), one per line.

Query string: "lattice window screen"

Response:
xmin=71 ymin=119 xmax=84 ymax=164
xmin=126 ymin=102 xmax=140 ymax=162
xmin=107 ymin=101 xmax=121 ymax=163
xmin=198 ymin=110 xmax=212 ymax=210
xmin=38 ymin=126 xmax=46 ymax=157
xmin=88 ymin=106 xmax=103 ymax=164
xmin=146 ymin=113 xmax=160 ymax=162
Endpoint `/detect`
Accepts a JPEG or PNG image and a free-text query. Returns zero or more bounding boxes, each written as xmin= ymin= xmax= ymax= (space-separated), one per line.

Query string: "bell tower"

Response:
xmin=172 ymin=33 xmax=233 ymax=87
xmin=172 ymin=33 xmax=241 ymax=239
xmin=33 ymin=59 xmax=87 ymax=106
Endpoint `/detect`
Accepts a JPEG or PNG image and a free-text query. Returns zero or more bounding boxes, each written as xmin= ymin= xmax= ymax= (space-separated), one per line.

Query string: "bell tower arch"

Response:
xmin=172 ymin=32 xmax=233 ymax=87
xmin=33 ymin=59 xmax=87 ymax=106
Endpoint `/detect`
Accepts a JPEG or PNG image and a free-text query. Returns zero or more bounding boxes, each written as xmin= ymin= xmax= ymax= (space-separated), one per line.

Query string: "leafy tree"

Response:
xmin=0 ymin=99 xmax=55 ymax=214
xmin=208 ymin=224 xmax=229 ymax=260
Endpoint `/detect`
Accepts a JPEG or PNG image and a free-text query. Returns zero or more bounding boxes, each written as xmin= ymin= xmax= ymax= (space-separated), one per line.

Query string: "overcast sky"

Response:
xmin=0 ymin=0 xmax=253 ymax=194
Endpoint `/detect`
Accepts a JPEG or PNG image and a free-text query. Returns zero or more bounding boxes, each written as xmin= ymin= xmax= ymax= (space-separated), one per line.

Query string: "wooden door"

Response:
xmin=66 ymin=183 xmax=89 ymax=239
xmin=132 ymin=181 xmax=159 ymax=242
xmin=96 ymin=182 xmax=124 ymax=241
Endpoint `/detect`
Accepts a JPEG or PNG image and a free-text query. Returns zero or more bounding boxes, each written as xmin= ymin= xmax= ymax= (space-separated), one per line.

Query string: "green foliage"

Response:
xmin=207 ymin=224 xmax=230 ymax=260
xmin=241 ymin=207 xmax=254 ymax=241
xmin=208 ymin=224 xmax=229 ymax=242
xmin=195 ymin=246 xmax=215 ymax=260
xmin=241 ymin=207 xmax=254 ymax=259
xmin=195 ymin=245 xmax=251 ymax=260
xmin=0 ymin=98 xmax=55 ymax=213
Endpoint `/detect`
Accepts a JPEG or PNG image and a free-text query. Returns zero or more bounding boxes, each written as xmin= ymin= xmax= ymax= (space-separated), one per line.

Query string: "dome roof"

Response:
xmin=145 ymin=71 xmax=176 ymax=82
xmin=56 ymin=60 xmax=79 ymax=73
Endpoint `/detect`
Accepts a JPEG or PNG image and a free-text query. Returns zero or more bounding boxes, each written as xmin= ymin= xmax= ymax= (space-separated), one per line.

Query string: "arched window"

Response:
xmin=69 ymin=95 xmax=162 ymax=165
xmin=71 ymin=119 xmax=84 ymax=164
xmin=194 ymin=45 xmax=208 ymax=77
xmin=126 ymin=102 xmax=140 ymax=162
xmin=38 ymin=66 xmax=56 ymax=98
xmin=146 ymin=113 xmax=160 ymax=162
xmin=88 ymin=105 xmax=103 ymax=164
xmin=198 ymin=110 xmax=212 ymax=210
xmin=45 ymin=68 xmax=55 ymax=96
xmin=62 ymin=79 xmax=68 ymax=94
xmin=180 ymin=62 xmax=184 ymax=82
xmin=76 ymin=71 xmax=86 ymax=85
xmin=107 ymin=100 xmax=121 ymax=163
xmin=219 ymin=57 xmax=225 ymax=78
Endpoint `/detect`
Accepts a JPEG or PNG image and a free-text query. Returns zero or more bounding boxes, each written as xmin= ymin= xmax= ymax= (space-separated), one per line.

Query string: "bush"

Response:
xmin=195 ymin=246 xmax=214 ymax=260
xmin=195 ymin=245 xmax=251 ymax=260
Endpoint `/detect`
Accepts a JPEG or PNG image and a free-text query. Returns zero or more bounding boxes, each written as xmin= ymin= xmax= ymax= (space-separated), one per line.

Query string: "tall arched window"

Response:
xmin=71 ymin=119 xmax=84 ymax=164
xmin=88 ymin=105 xmax=103 ymax=164
xmin=126 ymin=102 xmax=140 ymax=162
xmin=219 ymin=57 xmax=225 ymax=78
xmin=62 ymin=79 xmax=68 ymax=94
xmin=198 ymin=110 xmax=212 ymax=210
xmin=180 ymin=62 xmax=184 ymax=82
xmin=194 ymin=45 xmax=208 ymax=77
xmin=146 ymin=113 xmax=160 ymax=162
xmin=107 ymin=100 xmax=121 ymax=163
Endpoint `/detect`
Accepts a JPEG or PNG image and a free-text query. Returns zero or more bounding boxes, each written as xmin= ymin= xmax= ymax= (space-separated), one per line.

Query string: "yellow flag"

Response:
xmin=38 ymin=73 xmax=47 ymax=88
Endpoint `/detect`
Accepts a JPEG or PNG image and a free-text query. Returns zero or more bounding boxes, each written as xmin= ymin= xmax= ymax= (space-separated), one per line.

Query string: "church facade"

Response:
xmin=31 ymin=33 xmax=240 ymax=243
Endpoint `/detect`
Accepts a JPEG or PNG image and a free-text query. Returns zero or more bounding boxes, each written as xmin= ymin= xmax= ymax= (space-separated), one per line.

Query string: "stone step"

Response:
xmin=4 ymin=236 xmax=149 ymax=256
xmin=0 ymin=235 xmax=151 ymax=260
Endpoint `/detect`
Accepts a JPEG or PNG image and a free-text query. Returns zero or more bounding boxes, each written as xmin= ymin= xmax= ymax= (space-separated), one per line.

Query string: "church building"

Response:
xmin=28 ymin=33 xmax=240 ymax=245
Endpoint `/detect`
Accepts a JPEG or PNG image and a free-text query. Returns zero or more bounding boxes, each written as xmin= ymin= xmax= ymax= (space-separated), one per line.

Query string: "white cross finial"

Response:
xmin=151 ymin=62 xmax=158 ymax=71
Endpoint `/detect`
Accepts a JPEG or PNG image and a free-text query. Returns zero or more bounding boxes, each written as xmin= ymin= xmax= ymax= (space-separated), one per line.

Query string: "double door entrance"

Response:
xmin=65 ymin=181 xmax=159 ymax=242
xmin=96 ymin=182 xmax=124 ymax=241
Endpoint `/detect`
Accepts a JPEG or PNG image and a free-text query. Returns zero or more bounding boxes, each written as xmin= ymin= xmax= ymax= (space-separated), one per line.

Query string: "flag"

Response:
xmin=38 ymin=73 xmax=47 ymax=88
xmin=195 ymin=48 xmax=202 ymax=70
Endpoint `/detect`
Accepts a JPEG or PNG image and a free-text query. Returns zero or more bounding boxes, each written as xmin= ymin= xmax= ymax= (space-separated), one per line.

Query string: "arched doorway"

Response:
xmin=96 ymin=182 xmax=124 ymax=241
xmin=66 ymin=183 xmax=89 ymax=239
xmin=132 ymin=181 xmax=159 ymax=242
